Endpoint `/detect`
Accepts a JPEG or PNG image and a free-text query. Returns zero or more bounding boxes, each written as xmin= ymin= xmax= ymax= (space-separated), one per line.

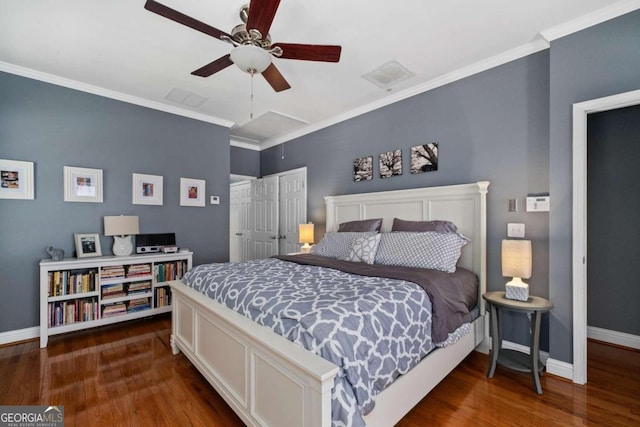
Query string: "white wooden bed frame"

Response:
xmin=168 ymin=181 xmax=490 ymax=427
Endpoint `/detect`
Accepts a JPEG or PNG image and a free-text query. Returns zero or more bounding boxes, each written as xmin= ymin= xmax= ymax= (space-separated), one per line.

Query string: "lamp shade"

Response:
xmin=230 ymin=45 xmax=272 ymax=74
xmin=299 ymin=223 xmax=314 ymax=244
xmin=501 ymin=239 xmax=532 ymax=279
xmin=104 ymin=215 xmax=140 ymax=237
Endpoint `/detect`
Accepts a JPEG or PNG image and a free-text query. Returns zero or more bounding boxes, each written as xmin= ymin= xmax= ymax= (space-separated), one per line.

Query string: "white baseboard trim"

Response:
xmin=0 ymin=326 xmax=39 ymax=346
xmin=545 ymin=358 xmax=574 ymax=381
xmin=587 ymin=326 xmax=640 ymax=350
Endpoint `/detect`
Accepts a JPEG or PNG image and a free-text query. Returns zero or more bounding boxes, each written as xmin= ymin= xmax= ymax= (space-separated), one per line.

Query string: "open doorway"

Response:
xmin=572 ymin=89 xmax=640 ymax=384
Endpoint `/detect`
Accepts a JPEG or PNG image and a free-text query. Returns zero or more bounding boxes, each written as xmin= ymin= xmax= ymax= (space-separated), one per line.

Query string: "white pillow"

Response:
xmin=311 ymin=232 xmax=377 ymax=260
xmin=344 ymin=234 xmax=382 ymax=264
xmin=374 ymin=232 xmax=470 ymax=273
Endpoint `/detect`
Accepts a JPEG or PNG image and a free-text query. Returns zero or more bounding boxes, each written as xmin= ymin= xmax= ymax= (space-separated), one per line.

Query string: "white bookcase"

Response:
xmin=39 ymin=251 xmax=192 ymax=347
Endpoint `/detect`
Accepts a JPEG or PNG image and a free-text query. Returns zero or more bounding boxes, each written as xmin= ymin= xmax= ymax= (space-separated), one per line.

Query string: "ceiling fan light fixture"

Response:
xmin=230 ymin=45 xmax=272 ymax=74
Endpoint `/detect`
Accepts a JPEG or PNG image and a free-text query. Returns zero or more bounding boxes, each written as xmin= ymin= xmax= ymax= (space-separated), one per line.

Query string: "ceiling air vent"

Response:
xmin=165 ymin=88 xmax=207 ymax=108
xmin=362 ymin=60 xmax=415 ymax=90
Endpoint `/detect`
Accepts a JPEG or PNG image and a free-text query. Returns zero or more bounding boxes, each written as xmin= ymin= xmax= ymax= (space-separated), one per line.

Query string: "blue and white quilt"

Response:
xmin=183 ymin=257 xmax=471 ymax=427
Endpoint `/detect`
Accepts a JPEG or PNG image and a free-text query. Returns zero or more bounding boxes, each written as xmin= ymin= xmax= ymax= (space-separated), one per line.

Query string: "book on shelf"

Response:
xmin=154 ymin=260 xmax=189 ymax=283
xmin=128 ymin=298 xmax=151 ymax=313
xmin=48 ymin=269 xmax=97 ymax=297
xmin=154 ymin=287 xmax=172 ymax=308
xmin=101 ymin=283 xmax=126 ymax=299
xmin=48 ymin=297 xmax=98 ymax=327
xmin=102 ymin=302 xmax=127 ymax=318
xmin=126 ymin=264 xmax=152 ymax=277
xmin=127 ymin=281 xmax=151 ymax=295
xmin=100 ymin=265 xmax=125 ymax=279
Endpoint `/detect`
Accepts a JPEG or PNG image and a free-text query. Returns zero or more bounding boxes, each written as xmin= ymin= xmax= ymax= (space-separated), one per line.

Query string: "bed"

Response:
xmin=167 ymin=181 xmax=490 ymax=427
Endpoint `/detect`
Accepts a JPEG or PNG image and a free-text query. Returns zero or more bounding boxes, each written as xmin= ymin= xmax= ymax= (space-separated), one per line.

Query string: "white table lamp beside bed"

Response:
xmin=299 ymin=222 xmax=314 ymax=253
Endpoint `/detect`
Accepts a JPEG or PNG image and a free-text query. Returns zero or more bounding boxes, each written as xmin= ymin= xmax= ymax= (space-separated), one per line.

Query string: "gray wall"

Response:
xmin=587 ymin=104 xmax=640 ymax=335
xmin=0 ymin=71 xmax=230 ymax=333
xmin=262 ymin=51 xmax=552 ymax=349
xmin=548 ymin=10 xmax=640 ymax=362
xmin=230 ymin=145 xmax=260 ymax=177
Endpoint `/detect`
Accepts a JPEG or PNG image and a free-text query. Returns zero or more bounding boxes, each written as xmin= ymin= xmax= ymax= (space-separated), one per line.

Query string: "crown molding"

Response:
xmin=230 ymin=138 xmax=261 ymax=151
xmin=0 ymin=61 xmax=235 ymax=128
xmin=258 ymin=37 xmax=549 ymax=150
xmin=540 ymin=0 xmax=640 ymax=42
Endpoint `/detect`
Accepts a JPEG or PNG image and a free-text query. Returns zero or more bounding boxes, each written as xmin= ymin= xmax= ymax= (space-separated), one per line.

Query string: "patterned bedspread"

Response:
xmin=183 ymin=257 xmax=469 ymax=427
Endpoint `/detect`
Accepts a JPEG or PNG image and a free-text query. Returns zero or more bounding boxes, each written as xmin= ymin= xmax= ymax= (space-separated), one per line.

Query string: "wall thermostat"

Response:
xmin=210 ymin=196 xmax=220 ymax=205
xmin=526 ymin=196 xmax=550 ymax=212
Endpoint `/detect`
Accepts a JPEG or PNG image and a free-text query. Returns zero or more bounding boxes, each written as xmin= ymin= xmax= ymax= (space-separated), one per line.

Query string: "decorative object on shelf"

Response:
xmin=353 ymin=156 xmax=373 ymax=182
xmin=74 ymin=233 xmax=102 ymax=258
xmin=104 ymin=215 xmax=140 ymax=256
xmin=64 ymin=166 xmax=103 ymax=203
xmin=132 ymin=173 xmax=163 ymax=205
xmin=46 ymin=246 xmax=65 ymax=261
xmin=298 ymin=223 xmax=314 ymax=253
xmin=0 ymin=158 xmax=34 ymax=200
xmin=411 ymin=143 xmax=439 ymax=174
xmin=180 ymin=177 xmax=206 ymax=207
xmin=379 ymin=149 xmax=402 ymax=178
xmin=502 ymin=239 xmax=532 ymax=301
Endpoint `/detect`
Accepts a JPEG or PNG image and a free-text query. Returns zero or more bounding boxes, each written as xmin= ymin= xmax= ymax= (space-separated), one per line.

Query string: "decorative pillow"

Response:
xmin=337 ymin=218 xmax=383 ymax=232
xmin=344 ymin=234 xmax=382 ymax=264
xmin=391 ymin=218 xmax=458 ymax=233
xmin=374 ymin=231 xmax=470 ymax=273
xmin=311 ymin=232 xmax=377 ymax=260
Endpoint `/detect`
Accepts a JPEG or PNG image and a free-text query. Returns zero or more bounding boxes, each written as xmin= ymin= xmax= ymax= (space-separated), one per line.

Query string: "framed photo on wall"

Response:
xmin=64 ymin=166 xmax=103 ymax=203
xmin=132 ymin=173 xmax=163 ymax=205
xmin=410 ymin=143 xmax=439 ymax=174
xmin=379 ymin=149 xmax=403 ymax=178
xmin=74 ymin=233 xmax=102 ymax=258
xmin=353 ymin=156 xmax=373 ymax=182
xmin=180 ymin=177 xmax=206 ymax=207
xmin=0 ymin=159 xmax=34 ymax=200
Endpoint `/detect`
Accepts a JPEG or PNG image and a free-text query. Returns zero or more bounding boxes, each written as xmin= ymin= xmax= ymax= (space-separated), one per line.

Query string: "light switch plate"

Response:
xmin=507 ymin=223 xmax=525 ymax=238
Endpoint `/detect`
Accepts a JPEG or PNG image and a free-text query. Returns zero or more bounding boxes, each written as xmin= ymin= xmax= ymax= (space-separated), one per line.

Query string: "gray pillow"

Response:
xmin=337 ymin=218 xmax=383 ymax=232
xmin=391 ymin=218 xmax=458 ymax=233
xmin=344 ymin=234 xmax=382 ymax=264
xmin=311 ymin=231 xmax=377 ymax=259
xmin=374 ymin=231 xmax=469 ymax=273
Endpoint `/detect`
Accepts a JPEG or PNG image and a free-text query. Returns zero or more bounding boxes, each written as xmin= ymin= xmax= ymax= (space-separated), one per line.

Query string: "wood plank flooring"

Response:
xmin=1 ymin=315 xmax=638 ymax=426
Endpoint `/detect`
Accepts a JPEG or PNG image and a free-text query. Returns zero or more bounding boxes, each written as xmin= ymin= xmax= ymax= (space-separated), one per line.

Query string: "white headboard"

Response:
xmin=325 ymin=181 xmax=489 ymax=310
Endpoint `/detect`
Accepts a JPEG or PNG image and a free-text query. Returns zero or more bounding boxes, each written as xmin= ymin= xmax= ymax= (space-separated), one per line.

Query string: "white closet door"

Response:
xmin=251 ymin=176 xmax=279 ymax=259
xmin=229 ymin=181 xmax=253 ymax=262
xmin=279 ymin=171 xmax=307 ymax=255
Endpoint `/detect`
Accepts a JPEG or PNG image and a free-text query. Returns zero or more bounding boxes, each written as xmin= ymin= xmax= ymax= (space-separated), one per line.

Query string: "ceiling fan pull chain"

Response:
xmin=250 ymin=70 xmax=255 ymax=120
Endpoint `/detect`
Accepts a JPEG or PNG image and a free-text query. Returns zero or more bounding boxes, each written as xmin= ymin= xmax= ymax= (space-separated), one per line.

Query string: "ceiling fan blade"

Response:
xmin=191 ymin=55 xmax=234 ymax=77
xmin=273 ymin=43 xmax=341 ymax=62
xmin=262 ymin=63 xmax=291 ymax=92
xmin=144 ymin=0 xmax=232 ymax=40
xmin=246 ymin=0 xmax=281 ymax=38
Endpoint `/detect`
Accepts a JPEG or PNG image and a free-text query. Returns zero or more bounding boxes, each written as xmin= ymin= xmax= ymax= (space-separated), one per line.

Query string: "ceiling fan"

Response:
xmin=144 ymin=0 xmax=342 ymax=92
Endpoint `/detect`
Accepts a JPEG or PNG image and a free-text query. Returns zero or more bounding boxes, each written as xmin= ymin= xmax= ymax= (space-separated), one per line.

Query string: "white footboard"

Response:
xmin=168 ymin=280 xmax=339 ymax=427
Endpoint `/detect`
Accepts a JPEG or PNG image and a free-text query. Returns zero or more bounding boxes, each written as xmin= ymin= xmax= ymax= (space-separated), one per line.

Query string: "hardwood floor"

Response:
xmin=1 ymin=315 xmax=638 ymax=426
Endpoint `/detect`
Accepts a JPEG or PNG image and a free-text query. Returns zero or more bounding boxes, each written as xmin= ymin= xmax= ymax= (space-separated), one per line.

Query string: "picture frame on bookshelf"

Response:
xmin=132 ymin=173 xmax=163 ymax=205
xmin=0 ymin=158 xmax=34 ymax=200
xmin=180 ymin=177 xmax=205 ymax=207
xmin=64 ymin=166 xmax=103 ymax=203
xmin=74 ymin=233 xmax=102 ymax=258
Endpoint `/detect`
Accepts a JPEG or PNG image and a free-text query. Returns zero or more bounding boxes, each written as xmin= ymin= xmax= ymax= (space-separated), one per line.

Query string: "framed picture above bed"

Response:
xmin=180 ymin=177 xmax=205 ymax=207
xmin=353 ymin=156 xmax=373 ymax=182
xmin=411 ymin=143 xmax=439 ymax=174
xmin=379 ymin=149 xmax=402 ymax=178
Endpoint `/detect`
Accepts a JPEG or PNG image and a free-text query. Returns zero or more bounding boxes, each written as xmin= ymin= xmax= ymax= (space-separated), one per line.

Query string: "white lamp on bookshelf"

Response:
xmin=104 ymin=215 xmax=139 ymax=256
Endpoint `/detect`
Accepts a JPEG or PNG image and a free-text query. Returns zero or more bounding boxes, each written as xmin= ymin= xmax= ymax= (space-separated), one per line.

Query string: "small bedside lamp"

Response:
xmin=104 ymin=215 xmax=140 ymax=256
xmin=502 ymin=239 xmax=532 ymax=301
xmin=299 ymin=223 xmax=314 ymax=254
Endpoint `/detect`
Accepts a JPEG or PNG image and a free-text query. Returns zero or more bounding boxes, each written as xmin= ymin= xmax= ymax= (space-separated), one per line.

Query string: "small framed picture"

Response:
xmin=180 ymin=177 xmax=206 ymax=207
xmin=0 ymin=159 xmax=34 ymax=200
xmin=74 ymin=233 xmax=102 ymax=258
xmin=379 ymin=149 xmax=403 ymax=178
xmin=353 ymin=156 xmax=373 ymax=182
xmin=64 ymin=166 xmax=103 ymax=203
xmin=132 ymin=173 xmax=163 ymax=205
xmin=411 ymin=143 xmax=439 ymax=174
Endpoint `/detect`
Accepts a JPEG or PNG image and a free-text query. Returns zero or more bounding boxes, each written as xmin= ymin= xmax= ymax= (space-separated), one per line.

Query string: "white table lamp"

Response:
xmin=502 ymin=239 xmax=532 ymax=301
xmin=104 ymin=215 xmax=140 ymax=256
xmin=299 ymin=223 xmax=314 ymax=253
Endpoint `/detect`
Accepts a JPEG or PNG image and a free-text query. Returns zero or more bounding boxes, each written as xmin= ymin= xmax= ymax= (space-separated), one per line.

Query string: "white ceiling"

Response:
xmin=0 ymin=0 xmax=633 ymax=149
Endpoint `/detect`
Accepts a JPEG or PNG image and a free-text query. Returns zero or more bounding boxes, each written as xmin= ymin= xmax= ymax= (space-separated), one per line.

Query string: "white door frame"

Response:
xmin=572 ymin=88 xmax=640 ymax=384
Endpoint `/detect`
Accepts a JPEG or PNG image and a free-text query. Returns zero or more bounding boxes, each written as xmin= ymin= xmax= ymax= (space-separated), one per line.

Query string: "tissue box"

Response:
xmin=506 ymin=282 xmax=529 ymax=301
